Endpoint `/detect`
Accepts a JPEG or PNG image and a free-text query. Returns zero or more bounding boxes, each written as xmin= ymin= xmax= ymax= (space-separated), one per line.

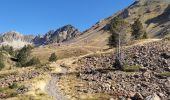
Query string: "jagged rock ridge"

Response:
xmin=33 ymin=25 xmax=81 ymax=45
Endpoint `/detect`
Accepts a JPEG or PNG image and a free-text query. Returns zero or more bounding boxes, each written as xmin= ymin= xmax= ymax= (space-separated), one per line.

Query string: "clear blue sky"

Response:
xmin=0 ymin=0 xmax=134 ymax=35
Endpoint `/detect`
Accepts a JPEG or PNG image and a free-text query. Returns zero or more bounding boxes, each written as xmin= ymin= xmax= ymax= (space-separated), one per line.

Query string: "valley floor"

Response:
xmin=0 ymin=38 xmax=170 ymax=100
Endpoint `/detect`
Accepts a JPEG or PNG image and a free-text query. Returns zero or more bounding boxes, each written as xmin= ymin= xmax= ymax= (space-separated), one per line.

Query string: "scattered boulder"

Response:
xmin=145 ymin=93 xmax=161 ymax=100
xmin=161 ymin=52 xmax=170 ymax=59
xmin=133 ymin=92 xmax=144 ymax=100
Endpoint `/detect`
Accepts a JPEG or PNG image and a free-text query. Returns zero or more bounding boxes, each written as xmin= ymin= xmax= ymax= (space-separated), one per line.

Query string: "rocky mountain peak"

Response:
xmin=34 ymin=25 xmax=81 ymax=45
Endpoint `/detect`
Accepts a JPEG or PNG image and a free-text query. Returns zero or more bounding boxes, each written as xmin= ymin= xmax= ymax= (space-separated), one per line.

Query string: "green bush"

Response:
xmin=49 ymin=53 xmax=57 ymax=62
xmin=9 ymin=83 xmax=18 ymax=89
xmin=0 ymin=61 xmax=5 ymax=70
xmin=26 ymin=57 xmax=40 ymax=66
xmin=0 ymin=45 xmax=15 ymax=56
xmin=16 ymin=45 xmax=33 ymax=67
xmin=0 ymin=52 xmax=5 ymax=70
xmin=131 ymin=18 xmax=146 ymax=39
xmin=123 ymin=65 xmax=142 ymax=72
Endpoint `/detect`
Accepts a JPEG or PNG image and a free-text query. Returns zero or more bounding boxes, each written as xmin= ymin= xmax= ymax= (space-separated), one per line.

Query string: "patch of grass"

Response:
xmin=0 ymin=84 xmax=27 ymax=99
xmin=9 ymin=83 xmax=18 ymax=89
xmin=15 ymin=95 xmax=36 ymax=100
xmin=0 ymin=87 xmax=18 ymax=99
xmin=158 ymin=72 xmax=170 ymax=77
xmin=0 ymin=71 xmax=18 ymax=79
xmin=80 ymin=93 xmax=114 ymax=100
xmin=123 ymin=65 xmax=142 ymax=72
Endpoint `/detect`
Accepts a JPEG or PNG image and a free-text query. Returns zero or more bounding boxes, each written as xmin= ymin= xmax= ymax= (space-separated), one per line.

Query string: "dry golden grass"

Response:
xmin=31 ymin=44 xmax=105 ymax=64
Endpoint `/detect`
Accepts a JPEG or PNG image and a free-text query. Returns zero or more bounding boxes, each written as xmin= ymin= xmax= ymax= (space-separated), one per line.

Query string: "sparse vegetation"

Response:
xmin=163 ymin=35 xmax=170 ymax=41
xmin=158 ymin=72 xmax=170 ymax=77
xmin=9 ymin=83 xmax=18 ymax=89
xmin=143 ymin=32 xmax=148 ymax=39
xmin=0 ymin=84 xmax=19 ymax=99
xmin=0 ymin=60 xmax=5 ymax=70
xmin=0 ymin=52 xmax=5 ymax=70
xmin=16 ymin=45 xmax=40 ymax=67
xmin=0 ymin=45 xmax=15 ymax=56
xmin=26 ymin=57 xmax=40 ymax=66
xmin=123 ymin=65 xmax=142 ymax=72
xmin=49 ymin=53 xmax=57 ymax=62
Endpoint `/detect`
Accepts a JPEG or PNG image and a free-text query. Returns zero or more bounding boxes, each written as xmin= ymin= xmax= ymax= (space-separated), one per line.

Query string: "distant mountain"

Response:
xmin=0 ymin=31 xmax=34 ymax=48
xmin=33 ymin=25 xmax=81 ymax=45
xmin=0 ymin=25 xmax=81 ymax=48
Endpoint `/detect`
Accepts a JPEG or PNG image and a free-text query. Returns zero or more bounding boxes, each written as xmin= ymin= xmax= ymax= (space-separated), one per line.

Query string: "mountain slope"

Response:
xmin=65 ymin=0 xmax=170 ymax=48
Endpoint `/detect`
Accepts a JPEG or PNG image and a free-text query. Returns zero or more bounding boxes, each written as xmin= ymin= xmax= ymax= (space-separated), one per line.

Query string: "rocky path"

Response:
xmin=46 ymin=66 xmax=67 ymax=100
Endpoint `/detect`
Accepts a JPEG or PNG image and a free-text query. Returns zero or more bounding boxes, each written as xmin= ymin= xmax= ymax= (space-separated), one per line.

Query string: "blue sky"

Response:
xmin=0 ymin=0 xmax=134 ymax=35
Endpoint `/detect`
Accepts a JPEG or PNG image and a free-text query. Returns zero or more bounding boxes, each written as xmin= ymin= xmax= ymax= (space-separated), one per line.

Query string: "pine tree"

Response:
xmin=0 ymin=52 xmax=5 ymax=70
xmin=143 ymin=32 xmax=148 ymax=39
xmin=49 ymin=53 xmax=57 ymax=62
xmin=109 ymin=17 xmax=129 ymax=47
xmin=16 ymin=45 xmax=33 ymax=67
xmin=131 ymin=18 xmax=145 ymax=39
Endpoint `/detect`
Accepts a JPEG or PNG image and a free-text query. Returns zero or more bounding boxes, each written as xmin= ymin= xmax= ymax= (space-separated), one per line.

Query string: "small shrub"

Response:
xmin=9 ymin=92 xmax=18 ymax=97
xmin=9 ymin=83 xmax=18 ymax=89
xmin=158 ymin=72 xmax=170 ymax=77
xmin=0 ymin=52 xmax=5 ymax=70
xmin=0 ymin=61 xmax=5 ymax=70
xmin=0 ymin=45 xmax=15 ymax=56
xmin=16 ymin=62 xmax=22 ymax=67
xmin=143 ymin=32 xmax=148 ymax=39
xmin=163 ymin=36 xmax=170 ymax=41
xmin=26 ymin=57 xmax=40 ymax=66
xmin=123 ymin=65 xmax=142 ymax=72
xmin=49 ymin=53 xmax=57 ymax=62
